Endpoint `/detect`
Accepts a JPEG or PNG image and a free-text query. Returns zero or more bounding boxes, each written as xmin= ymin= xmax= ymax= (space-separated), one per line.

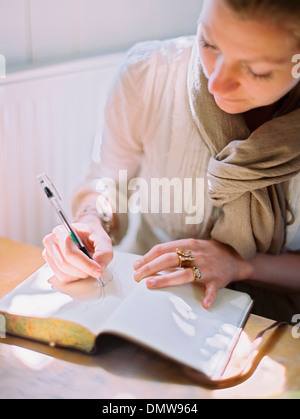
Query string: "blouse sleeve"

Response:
xmin=72 ymin=41 xmax=161 ymax=241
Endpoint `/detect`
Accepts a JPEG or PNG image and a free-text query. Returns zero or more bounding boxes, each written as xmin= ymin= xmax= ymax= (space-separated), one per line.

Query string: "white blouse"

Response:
xmin=73 ymin=36 xmax=300 ymax=255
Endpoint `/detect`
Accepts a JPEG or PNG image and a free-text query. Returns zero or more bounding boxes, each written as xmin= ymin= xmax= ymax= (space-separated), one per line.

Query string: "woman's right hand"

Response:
xmin=42 ymin=216 xmax=114 ymax=283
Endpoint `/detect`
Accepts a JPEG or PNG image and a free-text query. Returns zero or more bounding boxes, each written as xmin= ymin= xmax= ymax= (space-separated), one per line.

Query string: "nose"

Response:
xmin=208 ymin=57 xmax=240 ymax=97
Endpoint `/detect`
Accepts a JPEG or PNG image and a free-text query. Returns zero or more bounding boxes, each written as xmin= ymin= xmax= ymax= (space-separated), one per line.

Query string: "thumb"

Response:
xmin=203 ymin=281 xmax=219 ymax=309
xmin=89 ymin=228 xmax=114 ymax=270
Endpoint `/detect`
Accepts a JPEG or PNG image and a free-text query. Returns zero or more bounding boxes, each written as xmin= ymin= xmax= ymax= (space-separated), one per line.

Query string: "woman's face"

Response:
xmin=198 ymin=0 xmax=299 ymax=114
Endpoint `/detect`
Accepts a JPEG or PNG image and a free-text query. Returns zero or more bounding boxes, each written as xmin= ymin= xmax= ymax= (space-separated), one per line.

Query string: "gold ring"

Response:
xmin=192 ymin=267 xmax=202 ymax=282
xmin=176 ymin=249 xmax=195 ymax=268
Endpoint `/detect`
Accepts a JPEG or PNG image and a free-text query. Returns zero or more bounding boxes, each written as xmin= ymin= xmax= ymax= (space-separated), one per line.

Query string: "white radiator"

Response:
xmin=0 ymin=53 xmax=125 ymax=247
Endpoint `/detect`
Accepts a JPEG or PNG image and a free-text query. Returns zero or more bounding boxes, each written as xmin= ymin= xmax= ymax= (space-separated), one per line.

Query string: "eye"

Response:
xmin=200 ymin=34 xmax=218 ymax=51
xmin=246 ymin=67 xmax=274 ymax=81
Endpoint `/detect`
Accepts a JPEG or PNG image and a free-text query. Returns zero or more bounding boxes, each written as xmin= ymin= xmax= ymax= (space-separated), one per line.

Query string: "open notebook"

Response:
xmin=0 ymin=251 xmax=253 ymax=381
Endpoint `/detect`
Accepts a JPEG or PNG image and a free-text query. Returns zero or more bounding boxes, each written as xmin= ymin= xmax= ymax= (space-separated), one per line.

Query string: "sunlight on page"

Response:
xmin=7 ymin=293 xmax=73 ymax=317
xmin=5 ymin=264 xmax=104 ymax=317
xmin=170 ymin=295 xmax=197 ymax=337
xmin=167 ymin=292 xmax=244 ymax=377
xmin=4 ymin=263 xmax=73 ymax=317
xmin=169 ymin=296 xmax=197 ymax=321
xmin=201 ymin=324 xmax=239 ymax=374
xmin=171 ymin=312 xmax=196 ymax=337
xmin=4 ymin=263 xmax=114 ymax=320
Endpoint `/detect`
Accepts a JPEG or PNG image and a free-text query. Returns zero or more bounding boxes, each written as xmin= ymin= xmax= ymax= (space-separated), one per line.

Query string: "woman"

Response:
xmin=43 ymin=0 xmax=300 ymax=322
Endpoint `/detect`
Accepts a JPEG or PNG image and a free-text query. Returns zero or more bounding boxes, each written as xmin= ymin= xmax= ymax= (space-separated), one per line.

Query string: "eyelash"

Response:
xmin=200 ymin=35 xmax=217 ymax=50
xmin=200 ymin=34 xmax=274 ymax=82
xmin=246 ymin=68 xmax=274 ymax=81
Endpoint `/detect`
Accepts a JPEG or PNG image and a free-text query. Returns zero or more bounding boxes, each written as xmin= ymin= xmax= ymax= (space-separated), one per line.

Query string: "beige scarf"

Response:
xmin=188 ymin=43 xmax=300 ymax=260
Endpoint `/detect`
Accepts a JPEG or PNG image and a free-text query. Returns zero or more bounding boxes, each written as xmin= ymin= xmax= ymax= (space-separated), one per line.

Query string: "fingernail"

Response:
xmin=134 ymin=259 xmax=142 ymax=270
xmin=93 ymin=269 xmax=103 ymax=279
xmin=134 ymin=270 xmax=142 ymax=282
xmin=203 ymin=299 xmax=211 ymax=309
xmin=146 ymin=278 xmax=156 ymax=288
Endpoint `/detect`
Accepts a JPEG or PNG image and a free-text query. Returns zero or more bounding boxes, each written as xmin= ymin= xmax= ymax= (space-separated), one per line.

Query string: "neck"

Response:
xmin=243 ymin=104 xmax=278 ymax=132
xmin=243 ymin=86 xmax=299 ymax=132
xmin=243 ymin=94 xmax=291 ymax=133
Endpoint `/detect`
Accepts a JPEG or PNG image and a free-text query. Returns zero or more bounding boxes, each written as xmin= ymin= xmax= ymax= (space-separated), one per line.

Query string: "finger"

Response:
xmin=203 ymin=281 xmax=219 ymax=310
xmin=44 ymin=234 xmax=102 ymax=281
xmin=43 ymin=237 xmax=92 ymax=279
xmin=134 ymin=240 xmax=196 ymax=270
xmin=51 ymin=228 xmax=104 ymax=279
xmin=145 ymin=268 xmax=192 ymax=289
xmin=89 ymin=230 xmax=114 ymax=271
xmin=63 ymin=235 xmax=104 ymax=277
xmin=134 ymin=252 xmax=180 ymax=282
xmin=43 ymin=247 xmax=88 ymax=284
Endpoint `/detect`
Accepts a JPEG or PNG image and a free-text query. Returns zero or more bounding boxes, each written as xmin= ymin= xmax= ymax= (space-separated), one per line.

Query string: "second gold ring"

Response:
xmin=192 ymin=267 xmax=203 ymax=282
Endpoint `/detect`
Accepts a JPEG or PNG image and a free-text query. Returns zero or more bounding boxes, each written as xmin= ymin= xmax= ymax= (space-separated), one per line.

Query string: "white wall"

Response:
xmin=0 ymin=0 xmax=203 ymax=71
xmin=0 ymin=54 xmax=125 ymax=246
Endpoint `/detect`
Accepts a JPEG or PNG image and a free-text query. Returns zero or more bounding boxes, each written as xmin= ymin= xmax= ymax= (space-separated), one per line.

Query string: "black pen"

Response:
xmin=37 ymin=174 xmax=106 ymax=287
xmin=37 ymin=174 xmax=92 ymax=260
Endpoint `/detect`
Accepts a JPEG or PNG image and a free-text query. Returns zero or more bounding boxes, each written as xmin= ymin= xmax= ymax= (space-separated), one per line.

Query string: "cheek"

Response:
xmin=243 ymin=83 xmax=270 ymax=102
xmin=244 ymin=76 xmax=298 ymax=107
xmin=239 ymin=85 xmax=279 ymax=109
xmin=199 ymin=48 xmax=216 ymax=78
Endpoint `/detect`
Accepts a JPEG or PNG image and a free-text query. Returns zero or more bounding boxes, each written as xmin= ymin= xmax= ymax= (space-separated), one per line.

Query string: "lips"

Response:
xmin=217 ymin=96 xmax=243 ymax=103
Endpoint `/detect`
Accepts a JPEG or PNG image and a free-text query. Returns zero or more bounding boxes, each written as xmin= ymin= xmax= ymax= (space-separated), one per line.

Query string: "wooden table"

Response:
xmin=0 ymin=237 xmax=299 ymax=400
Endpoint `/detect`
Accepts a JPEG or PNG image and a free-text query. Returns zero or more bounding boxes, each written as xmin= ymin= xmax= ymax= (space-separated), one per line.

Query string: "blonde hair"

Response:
xmin=223 ymin=0 xmax=300 ymax=41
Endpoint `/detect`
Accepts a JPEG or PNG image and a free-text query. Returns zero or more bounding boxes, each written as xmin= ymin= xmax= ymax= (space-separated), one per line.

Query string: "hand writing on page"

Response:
xmin=133 ymin=240 xmax=252 ymax=309
xmin=43 ymin=220 xmax=113 ymax=284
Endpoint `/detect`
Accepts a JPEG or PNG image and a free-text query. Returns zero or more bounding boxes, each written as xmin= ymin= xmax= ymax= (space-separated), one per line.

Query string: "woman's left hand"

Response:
xmin=133 ymin=239 xmax=252 ymax=309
